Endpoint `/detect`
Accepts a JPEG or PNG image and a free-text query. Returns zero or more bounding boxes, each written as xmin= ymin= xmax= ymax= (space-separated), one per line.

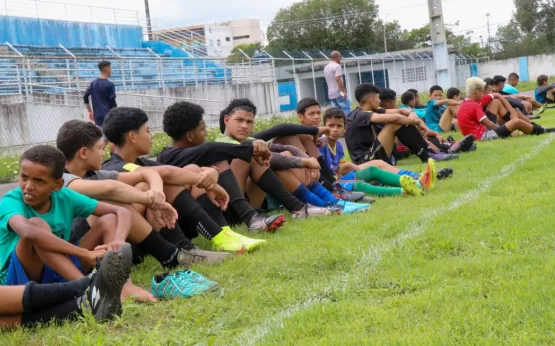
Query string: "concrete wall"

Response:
xmin=0 ymin=15 xmax=142 ymax=48
xmin=205 ymin=24 xmax=234 ymax=58
xmin=526 ymin=54 xmax=555 ymax=80
xmin=477 ymin=58 xmax=519 ymax=80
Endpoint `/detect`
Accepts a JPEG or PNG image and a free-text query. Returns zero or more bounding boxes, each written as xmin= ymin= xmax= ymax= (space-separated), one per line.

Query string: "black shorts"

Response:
xmin=69 ymin=217 xmax=91 ymax=244
xmin=494 ymin=125 xmax=512 ymax=138
xmin=485 ymin=111 xmax=498 ymax=123
xmin=355 ymin=139 xmax=392 ymax=165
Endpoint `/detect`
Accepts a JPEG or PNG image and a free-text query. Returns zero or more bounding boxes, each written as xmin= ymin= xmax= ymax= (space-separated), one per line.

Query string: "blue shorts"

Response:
xmin=5 ymin=249 xmax=85 ymax=286
xmin=339 ymin=170 xmax=356 ymax=191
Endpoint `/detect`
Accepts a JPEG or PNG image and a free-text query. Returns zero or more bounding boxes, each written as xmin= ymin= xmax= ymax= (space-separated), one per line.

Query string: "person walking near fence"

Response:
xmin=84 ymin=61 xmax=117 ymax=127
xmin=324 ymin=51 xmax=351 ymax=114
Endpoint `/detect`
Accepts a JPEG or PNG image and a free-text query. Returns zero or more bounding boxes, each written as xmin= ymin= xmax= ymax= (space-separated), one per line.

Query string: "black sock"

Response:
xmin=256 ymin=169 xmax=305 ymax=212
xmin=317 ymin=156 xmax=336 ymax=190
xmin=531 ymin=124 xmax=547 ymax=135
xmin=395 ymin=125 xmax=430 ymax=162
xmin=22 ymin=280 xmax=90 ymax=314
xmin=159 ymin=224 xmax=192 ymax=249
xmin=218 ymin=169 xmax=256 ymax=224
xmin=137 ymin=230 xmax=180 ymax=269
xmin=172 ymin=189 xmax=222 ymax=241
xmin=196 ymin=194 xmax=228 ymax=230
xmin=21 ymin=298 xmax=81 ymax=328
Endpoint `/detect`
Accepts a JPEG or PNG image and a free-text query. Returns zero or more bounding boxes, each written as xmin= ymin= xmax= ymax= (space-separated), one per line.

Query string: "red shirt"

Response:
xmin=458 ymin=98 xmax=492 ymax=140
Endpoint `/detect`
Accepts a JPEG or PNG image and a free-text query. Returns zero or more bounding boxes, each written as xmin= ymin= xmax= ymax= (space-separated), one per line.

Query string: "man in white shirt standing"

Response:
xmin=324 ymin=51 xmax=350 ymax=114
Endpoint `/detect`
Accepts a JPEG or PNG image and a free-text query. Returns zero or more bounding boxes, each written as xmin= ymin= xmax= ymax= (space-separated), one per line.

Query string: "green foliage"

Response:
xmin=226 ymin=43 xmax=264 ymax=64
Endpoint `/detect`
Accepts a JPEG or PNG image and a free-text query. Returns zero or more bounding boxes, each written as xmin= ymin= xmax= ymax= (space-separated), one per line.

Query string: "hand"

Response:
xmin=492 ymin=93 xmax=503 ymax=99
xmin=102 ymin=240 xmax=126 ymax=252
xmin=408 ymin=113 xmax=420 ymax=125
xmin=149 ymin=202 xmax=178 ymax=229
xmin=317 ymin=126 xmax=331 ymax=138
xmin=206 ymin=184 xmax=229 ymax=211
xmin=146 ymin=189 xmax=166 ymax=210
xmin=253 ymin=150 xmax=271 ymax=166
xmin=436 ymin=134 xmax=446 ymax=143
xmin=196 ymin=167 xmax=219 ymax=190
xmin=82 ymin=248 xmax=107 ymax=268
xmin=88 ymin=111 xmax=94 ymax=123
xmin=252 ymin=140 xmax=269 ymax=156
xmin=302 ymin=157 xmax=321 ymax=169
xmin=341 ymin=91 xmax=347 ymax=99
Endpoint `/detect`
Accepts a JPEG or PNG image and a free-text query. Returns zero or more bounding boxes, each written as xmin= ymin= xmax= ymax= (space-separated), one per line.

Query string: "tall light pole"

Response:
xmin=427 ymin=0 xmax=451 ymax=88
xmin=485 ymin=13 xmax=491 ymax=51
xmin=383 ymin=13 xmax=389 ymax=53
xmin=144 ymin=0 xmax=153 ymax=40
xmin=480 ymin=35 xmax=484 ymax=48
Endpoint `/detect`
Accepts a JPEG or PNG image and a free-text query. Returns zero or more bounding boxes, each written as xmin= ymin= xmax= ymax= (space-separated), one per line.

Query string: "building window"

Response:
xmin=225 ymin=37 xmax=231 ymax=42
xmin=217 ymin=39 xmax=221 ymax=46
xmin=402 ymin=66 xmax=427 ymax=83
xmin=233 ymin=35 xmax=250 ymax=40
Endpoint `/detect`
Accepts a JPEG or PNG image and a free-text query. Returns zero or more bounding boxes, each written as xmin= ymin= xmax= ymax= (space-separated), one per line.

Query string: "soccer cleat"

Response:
xmin=429 ymin=152 xmax=459 ymax=161
xmin=333 ymin=200 xmax=370 ymax=214
xmin=178 ymin=245 xmax=233 ymax=266
xmin=527 ymin=114 xmax=541 ymax=120
xmin=151 ymin=270 xmax=220 ymax=299
xmin=248 ymin=214 xmax=286 ymax=233
xmin=331 ymin=183 xmax=365 ymax=202
xmin=419 ymin=159 xmax=437 ymax=190
xmin=536 ymin=104 xmax=546 ymax=114
xmin=446 ymin=135 xmax=456 ymax=144
xmin=448 ymin=134 xmax=475 ymax=154
xmin=437 ymin=168 xmax=454 ymax=180
xmin=212 ymin=228 xmax=266 ymax=253
xmin=400 ymin=175 xmax=423 ymax=196
xmin=80 ymin=243 xmax=132 ymax=322
xmin=291 ymin=204 xmax=335 ymax=219
xmin=361 ymin=196 xmax=376 ymax=204
xmin=468 ymin=143 xmax=477 ymax=152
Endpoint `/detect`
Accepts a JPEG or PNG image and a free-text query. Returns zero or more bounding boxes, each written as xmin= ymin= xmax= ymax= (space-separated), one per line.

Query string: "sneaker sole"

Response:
xmin=263 ymin=215 xmax=286 ymax=233
xmin=428 ymin=159 xmax=437 ymax=190
xmin=93 ymin=247 xmax=132 ymax=322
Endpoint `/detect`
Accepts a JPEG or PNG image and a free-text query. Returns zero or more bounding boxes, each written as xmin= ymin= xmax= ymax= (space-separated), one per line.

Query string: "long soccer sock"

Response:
xmin=317 ymin=156 xmax=337 ymax=190
xmin=22 ymin=280 xmax=90 ymax=313
xmin=308 ymin=182 xmax=339 ymax=204
xmin=21 ymin=298 xmax=82 ymax=328
xmin=159 ymin=224 xmax=192 ymax=250
xmin=354 ymin=166 xmax=402 ymax=187
xmin=218 ymin=169 xmax=257 ymax=224
xmin=397 ymin=169 xmax=421 ymax=179
xmin=395 ymin=125 xmax=430 ymax=162
xmin=196 ymin=194 xmax=229 ymax=228
xmin=137 ymin=230 xmax=180 ymax=269
xmin=256 ymin=169 xmax=306 ymax=212
xmin=172 ymin=189 xmax=222 ymax=241
xmin=292 ymin=184 xmax=328 ymax=207
xmin=353 ymin=181 xmax=403 ymax=197
xmin=531 ymin=124 xmax=547 ymax=135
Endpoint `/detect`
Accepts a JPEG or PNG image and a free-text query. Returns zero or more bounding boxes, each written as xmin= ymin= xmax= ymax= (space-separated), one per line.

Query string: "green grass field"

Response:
xmin=4 ymin=110 xmax=555 ymax=345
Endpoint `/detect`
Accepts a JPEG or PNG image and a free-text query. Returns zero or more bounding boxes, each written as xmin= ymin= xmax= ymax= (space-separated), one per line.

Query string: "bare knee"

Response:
xmin=281 ymin=151 xmax=293 ymax=157
xmin=95 ymin=214 xmax=117 ymax=233
xmin=184 ymin=164 xmax=202 ymax=173
xmin=135 ymin=182 xmax=149 ymax=192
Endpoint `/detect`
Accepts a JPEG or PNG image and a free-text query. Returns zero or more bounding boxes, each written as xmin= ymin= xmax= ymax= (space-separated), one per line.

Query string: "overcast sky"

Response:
xmin=7 ymin=0 xmax=515 ymax=43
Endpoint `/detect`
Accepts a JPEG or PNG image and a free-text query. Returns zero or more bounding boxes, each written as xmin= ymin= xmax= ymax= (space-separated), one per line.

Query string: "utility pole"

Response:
xmin=144 ymin=0 xmax=153 ymax=40
xmin=383 ymin=13 xmax=388 ymax=53
xmin=427 ymin=0 xmax=451 ymax=88
xmin=480 ymin=35 xmax=484 ymax=48
xmin=486 ymin=13 xmax=491 ymax=51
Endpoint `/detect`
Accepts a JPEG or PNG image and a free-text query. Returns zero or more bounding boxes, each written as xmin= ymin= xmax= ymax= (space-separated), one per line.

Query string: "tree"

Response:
xmin=266 ymin=0 xmax=383 ymax=52
xmin=513 ymin=0 xmax=555 ymax=44
xmin=226 ymin=43 xmax=263 ymax=64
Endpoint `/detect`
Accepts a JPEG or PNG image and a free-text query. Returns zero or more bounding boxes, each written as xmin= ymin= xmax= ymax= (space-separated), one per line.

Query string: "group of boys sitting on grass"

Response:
xmin=0 ymin=72 xmax=553 ymax=330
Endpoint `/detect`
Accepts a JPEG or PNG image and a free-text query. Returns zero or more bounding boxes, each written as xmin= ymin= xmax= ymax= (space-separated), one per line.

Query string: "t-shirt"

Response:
xmin=400 ymin=104 xmax=426 ymax=119
xmin=318 ymin=137 xmax=345 ymax=176
xmin=502 ymin=85 xmax=519 ymax=95
xmin=63 ymin=170 xmax=119 ymax=187
xmin=324 ymin=61 xmax=342 ymax=99
xmin=83 ymin=78 xmax=117 ymax=126
xmin=102 ymin=153 xmax=162 ymax=172
xmin=425 ymin=100 xmax=447 ymax=132
xmin=345 ymin=107 xmax=376 ymax=164
xmin=457 ymin=98 xmax=492 ymax=140
xmin=0 ymin=187 xmax=98 ymax=282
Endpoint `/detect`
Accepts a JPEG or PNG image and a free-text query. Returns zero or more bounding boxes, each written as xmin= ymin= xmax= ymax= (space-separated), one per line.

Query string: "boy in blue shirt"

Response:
xmin=320 ymin=107 xmax=435 ymax=196
xmin=0 ymin=145 xmax=133 ymax=322
xmin=425 ymin=85 xmax=461 ymax=133
xmin=535 ymin=74 xmax=555 ymax=107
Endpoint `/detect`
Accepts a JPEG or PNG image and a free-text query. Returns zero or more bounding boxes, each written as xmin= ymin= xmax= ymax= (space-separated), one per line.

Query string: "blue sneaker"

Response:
xmin=334 ymin=200 xmax=370 ymax=214
xmin=151 ymin=270 xmax=220 ymax=299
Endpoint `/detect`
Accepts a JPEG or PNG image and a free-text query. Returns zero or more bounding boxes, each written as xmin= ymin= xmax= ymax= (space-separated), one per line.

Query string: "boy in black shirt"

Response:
xmin=84 ymin=61 xmax=117 ymax=127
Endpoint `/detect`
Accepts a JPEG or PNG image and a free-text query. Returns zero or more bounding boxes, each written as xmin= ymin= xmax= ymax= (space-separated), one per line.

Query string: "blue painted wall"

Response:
xmin=278 ymin=81 xmax=297 ymax=112
xmin=0 ymin=15 xmax=142 ymax=48
xmin=518 ymin=57 xmax=529 ymax=82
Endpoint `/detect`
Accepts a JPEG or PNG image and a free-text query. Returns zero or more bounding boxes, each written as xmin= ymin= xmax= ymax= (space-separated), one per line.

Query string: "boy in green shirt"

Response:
xmin=0 ymin=145 xmax=131 ymax=288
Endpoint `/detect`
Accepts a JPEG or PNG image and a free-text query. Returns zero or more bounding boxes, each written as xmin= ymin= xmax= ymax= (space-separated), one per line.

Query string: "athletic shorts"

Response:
xmin=5 ymin=242 xmax=85 ymax=286
xmin=481 ymin=125 xmax=511 ymax=141
xmin=355 ymin=139 xmax=394 ymax=165
xmin=338 ymin=170 xmax=356 ymax=191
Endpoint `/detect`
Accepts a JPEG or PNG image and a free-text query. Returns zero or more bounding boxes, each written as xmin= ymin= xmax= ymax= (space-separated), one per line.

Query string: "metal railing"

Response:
xmin=1 ymin=0 xmax=140 ymax=25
